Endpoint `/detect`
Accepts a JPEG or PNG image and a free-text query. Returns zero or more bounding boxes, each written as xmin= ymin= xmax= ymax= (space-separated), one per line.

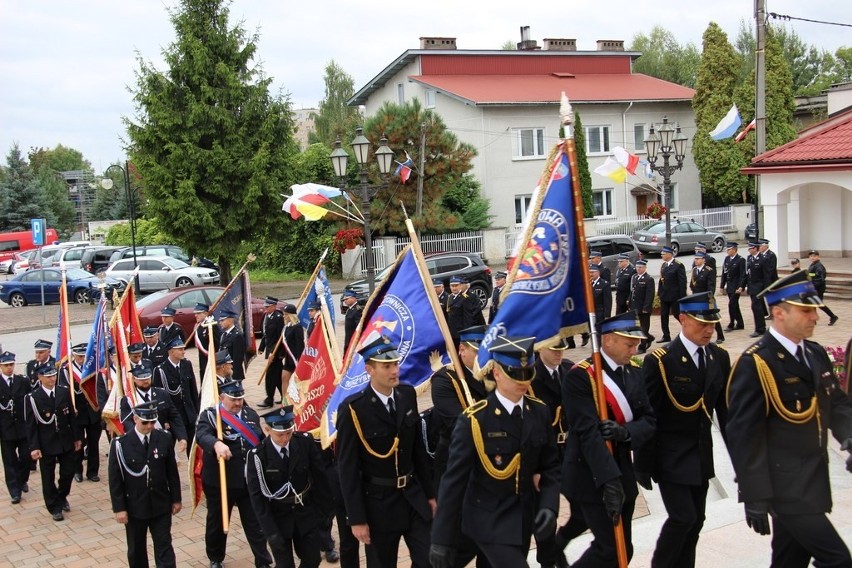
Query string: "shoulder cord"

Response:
xmin=27 ymin=395 xmax=57 ymax=427
xmin=753 ymin=354 xmax=822 ymax=446
xmin=469 ymin=413 xmax=521 ymax=494
xmin=0 ymin=396 xmax=12 ymax=411
xmin=526 ymin=384 xmax=563 ymax=430
xmin=158 ymin=367 xmax=183 ymax=396
xmin=447 ymin=368 xmax=472 ymax=410
xmin=250 ymin=453 xmax=300 ymax=500
xmin=115 ymin=437 xmax=150 ymax=480
xmin=654 ymin=351 xmax=712 ymax=421
xmin=419 ymin=418 xmax=436 ymax=459
xmin=350 ymin=406 xmax=399 ymax=475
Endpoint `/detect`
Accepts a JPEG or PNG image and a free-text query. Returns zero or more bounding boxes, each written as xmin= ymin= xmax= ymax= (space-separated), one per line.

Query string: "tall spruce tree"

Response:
xmin=125 ymin=0 xmax=297 ymax=280
xmin=309 ymin=61 xmax=361 ymax=147
xmin=572 ymin=112 xmax=596 ymax=218
xmin=0 ymin=145 xmax=50 ymax=231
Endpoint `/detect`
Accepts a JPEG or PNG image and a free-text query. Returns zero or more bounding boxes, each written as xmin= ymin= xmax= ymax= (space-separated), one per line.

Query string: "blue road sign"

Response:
xmin=31 ymin=218 xmax=47 ymax=246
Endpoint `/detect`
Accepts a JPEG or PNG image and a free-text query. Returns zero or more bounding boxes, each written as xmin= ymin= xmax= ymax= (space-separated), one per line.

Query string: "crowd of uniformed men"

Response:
xmin=0 ymin=244 xmax=850 ymax=568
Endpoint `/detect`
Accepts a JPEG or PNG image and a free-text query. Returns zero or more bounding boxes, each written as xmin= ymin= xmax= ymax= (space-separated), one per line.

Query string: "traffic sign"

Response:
xmin=31 ymin=218 xmax=47 ymax=246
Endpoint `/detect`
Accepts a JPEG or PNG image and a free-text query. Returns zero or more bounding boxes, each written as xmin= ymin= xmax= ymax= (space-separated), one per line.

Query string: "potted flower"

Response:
xmin=646 ymin=202 xmax=667 ymax=220
xmin=333 ymin=228 xmax=364 ymax=253
xmin=825 ymin=345 xmax=848 ymax=393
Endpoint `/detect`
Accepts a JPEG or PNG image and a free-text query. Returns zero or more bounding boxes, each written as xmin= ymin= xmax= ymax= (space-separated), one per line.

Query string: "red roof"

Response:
xmin=409 ymin=73 xmax=694 ymax=105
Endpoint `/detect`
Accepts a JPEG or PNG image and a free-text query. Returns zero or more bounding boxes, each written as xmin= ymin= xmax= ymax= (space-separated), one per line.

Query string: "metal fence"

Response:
xmin=672 ymin=206 xmax=734 ymax=231
xmin=394 ymin=230 xmax=484 ymax=256
xmin=595 ymin=214 xmax=655 ymax=236
xmin=358 ymin=244 xmax=387 ymax=275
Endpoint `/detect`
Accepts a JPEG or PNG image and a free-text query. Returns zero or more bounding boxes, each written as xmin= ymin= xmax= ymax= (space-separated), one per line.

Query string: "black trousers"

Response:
xmin=75 ymin=421 xmax=102 ymax=478
xmin=615 ymin=297 xmax=629 ymax=315
xmin=714 ymin=322 xmax=725 ymax=342
xmin=637 ymin=312 xmax=654 ymax=349
xmin=771 ymin=512 xmax=852 ymax=568
xmin=572 ymin=495 xmax=636 ymax=568
xmin=125 ymin=512 xmax=176 ymax=568
xmin=364 ymin=505 xmax=431 ymax=568
xmin=478 ymin=542 xmax=530 ymax=568
xmin=1 ymin=436 xmax=31 ymax=498
xmin=556 ymin=498 xmax=589 ymax=548
xmin=816 ymin=288 xmax=838 ymax=320
xmin=269 ymin=516 xmax=322 ymax=568
xmin=750 ymin=294 xmax=767 ymax=333
xmin=39 ymin=451 xmax=75 ymax=513
xmin=335 ymin=496 xmax=361 ymax=568
xmin=652 ymin=480 xmax=708 ymax=568
xmin=202 ymin=483 xmax=273 ymax=565
xmin=659 ymin=301 xmax=679 ymax=339
xmin=727 ymin=292 xmax=744 ymax=328
xmin=264 ymin=358 xmax=284 ymax=403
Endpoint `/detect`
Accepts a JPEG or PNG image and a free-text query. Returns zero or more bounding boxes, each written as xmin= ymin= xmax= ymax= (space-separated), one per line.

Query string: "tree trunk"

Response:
xmin=218 ymin=256 xmax=232 ymax=284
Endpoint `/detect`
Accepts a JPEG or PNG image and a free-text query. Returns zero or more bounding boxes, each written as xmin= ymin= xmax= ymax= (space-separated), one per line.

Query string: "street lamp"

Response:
xmin=101 ymin=161 xmax=139 ymax=293
xmin=644 ymin=117 xmax=688 ymax=251
xmin=330 ymin=128 xmax=394 ymax=293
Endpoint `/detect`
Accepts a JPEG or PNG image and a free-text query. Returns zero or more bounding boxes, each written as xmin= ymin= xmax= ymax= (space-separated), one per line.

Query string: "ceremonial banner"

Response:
xmin=78 ymin=295 xmax=108 ymax=411
xmin=289 ymin=313 xmax=338 ymax=432
xmin=298 ymin=266 xmax=335 ymax=330
xmin=110 ymin=283 xmax=143 ymax=347
xmin=54 ymin=274 xmax=72 ymax=367
xmin=210 ymin=270 xmax=257 ymax=366
xmin=189 ymin=318 xmax=219 ymax=513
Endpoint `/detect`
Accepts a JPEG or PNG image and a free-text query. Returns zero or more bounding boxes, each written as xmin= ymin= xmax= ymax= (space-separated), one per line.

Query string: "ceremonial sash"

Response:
xmin=218 ymin=405 xmax=260 ymax=447
xmin=582 ymin=365 xmax=634 ymax=425
xmin=195 ymin=325 xmax=208 ymax=355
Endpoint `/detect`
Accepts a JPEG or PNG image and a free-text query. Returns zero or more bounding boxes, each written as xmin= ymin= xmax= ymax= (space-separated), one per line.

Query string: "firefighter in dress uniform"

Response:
xmin=0 ymin=351 xmax=32 ymax=504
xmin=155 ymin=338 xmax=199 ymax=455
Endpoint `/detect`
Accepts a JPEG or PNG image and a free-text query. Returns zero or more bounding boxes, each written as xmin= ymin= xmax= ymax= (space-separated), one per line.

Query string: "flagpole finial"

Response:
xmin=560 ymin=92 xmax=573 ymax=126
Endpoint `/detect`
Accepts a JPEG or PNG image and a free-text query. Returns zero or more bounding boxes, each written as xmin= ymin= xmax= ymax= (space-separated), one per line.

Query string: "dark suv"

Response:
xmin=343 ymin=251 xmax=493 ymax=309
xmin=80 ymin=246 xmax=126 ymax=274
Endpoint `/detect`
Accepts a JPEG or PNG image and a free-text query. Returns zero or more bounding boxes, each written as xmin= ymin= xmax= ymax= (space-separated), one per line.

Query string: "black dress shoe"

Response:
xmin=581 ymin=334 xmax=590 ymax=347
xmin=256 ymin=400 xmax=272 ymax=409
xmin=325 ymin=549 xmax=340 ymax=563
xmin=74 ymin=473 xmax=83 ymax=483
xmin=209 ymin=562 xmax=223 ymax=568
xmin=10 ymin=495 xmax=21 ymax=504
xmin=87 ymin=475 xmax=100 ymax=482
xmin=734 ymin=325 xmax=745 ymax=330
xmin=22 ymin=483 xmax=28 ymax=493
xmin=656 ymin=337 xmax=670 ymax=344
xmin=725 ymin=324 xmax=735 ymax=331
xmin=829 ymin=316 xmax=839 ymax=326
xmin=52 ymin=512 xmax=64 ymax=522
xmin=62 ymin=500 xmax=70 ymax=512
xmin=749 ymin=331 xmax=764 ymax=338
xmin=716 ymin=338 xmax=725 ymax=345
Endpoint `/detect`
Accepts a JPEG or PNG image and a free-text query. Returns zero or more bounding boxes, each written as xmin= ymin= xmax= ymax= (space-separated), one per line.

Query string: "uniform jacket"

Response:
xmin=746 ymin=254 xmax=766 ymax=296
xmin=761 ymin=250 xmax=779 ymax=283
xmin=196 ymin=404 xmax=264 ymax=489
xmin=258 ymin=309 xmax=284 ymax=358
xmin=344 ymin=305 xmax=362 ymax=352
xmin=194 ymin=321 xmax=220 ymax=371
xmin=0 ymin=373 xmax=31 ymax=441
xmin=726 ymin=333 xmax=852 ymax=515
xmin=219 ymin=326 xmax=246 ymax=381
xmin=336 ymin=383 xmax=435 ymax=530
xmin=530 ymin=359 xmax=574 ymax=450
xmin=108 ymin=428 xmax=181 ymax=519
xmin=281 ymin=323 xmax=305 ymax=373
xmin=432 ymin=392 xmax=561 ymax=547
xmin=158 ymin=323 xmax=186 ymax=348
xmin=615 ymin=265 xmax=636 ymax=305
xmin=25 ymin=384 xmax=80 ymax=455
xmin=246 ymin=433 xmax=333 ymax=540
xmin=690 ymin=264 xmax=716 ymax=294
xmin=591 ymin=277 xmax=612 ymax=320
xmin=634 ymin=338 xmax=729 ymax=485
xmin=658 ymin=259 xmax=687 ymax=302
xmin=446 ymin=293 xmax=484 ymax=338
xmin=119 ymin=387 xmax=188 ymax=442
xmin=807 ymin=259 xmax=829 ymax=293
xmin=156 ymin=359 xmax=199 ymax=425
xmin=561 ymin=358 xmax=656 ymax=502
xmin=60 ymin=364 xmax=101 ymax=426
xmin=720 ymin=254 xmax=747 ymax=293
xmin=142 ymin=342 xmax=168 ymax=367
xmin=488 ymin=286 xmax=504 ymax=324
xmin=592 ymin=263 xmax=612 ymax=285
xmin=629 ymin=272 xmax=655 ymax=314
xmin=26 ymin=356 xmax=56 ymax=387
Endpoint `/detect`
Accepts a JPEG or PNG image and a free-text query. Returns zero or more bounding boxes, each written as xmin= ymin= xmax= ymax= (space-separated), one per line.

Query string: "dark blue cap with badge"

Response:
xmin=0 ymin=351 xmax=16 ymax=364
xmin=678 ymin=292 xmax=721 ymax=323
xmin=160 ymin=307 xmax=176 ymax=317
xmin=449 ymin=275 xmax=467 ymax=284
xmin=128 ymin=342 xmax=145 ymax=354
xmin=359 ymin=335 xmax=401 ymax=362
xmin=166 ymin=337 xmax=185 ymax=350
xmin=695 ymin=242 xmax=707 ymax=251
xmin=215 ymin=350 xmax=233 ymax=366
xmin=636 ymin=259 xmax=648 ymax=266
xmin=488 ymin=335 xmax=536 ymax=381
xmin=143 ymin=326 xmax=159 ymax=337
xmin=262 ymin=405 xmax=296 ymax=431
xmin=432 ymin=278 xmax=444 ymax=286
xmin=342 ymin=290 xmax=357 ymax=299
xmin=589 ymin=264 xmax=600 ymax=272
xmin=307 ymin=301 xmax=321 ymax=311
xmin=71 ymin=343 xmax=87 ymax=356
xmin=459 ymin=325 xmax=487 ymax=346
xmin=726 ymin=242 xmax=738 ymax=250
xmin=264 ymin=296 xmax=278 ymax=307
xmin=759 ymin=238 xmax=770 ymax=245
xmin=661 ymin=246 xmax=675 ymax=255
xmin=747 ymin=241 xmax=760 ymax=249
xmin=37 ymin=363 xmax=58 ymax=376
xmin=219 ymin=379 xmax=245 ymax=398
xmin=599 ymin=311 xmax=646 ymax=338
xmin=283 ymin=303 xmax=297 ymax=314
xmin=495 ymin=271 xmax=507 ymax=279
xmin=131 ymin=366 xmax=153 ymax=380
xmin=194 ymin=303 xmax=210 ymax=313
xmin=694 ymin=251 xmax=706 ymax=259
xmin=133 ymin=401 xmax=159 ymax=421
xmin=217 ymin=310 xmax=238 ymax=321
xmin=34 ymin=339 xmax=53 ymax=351
xmin=759 ymin=270 xmax=824 ymax=308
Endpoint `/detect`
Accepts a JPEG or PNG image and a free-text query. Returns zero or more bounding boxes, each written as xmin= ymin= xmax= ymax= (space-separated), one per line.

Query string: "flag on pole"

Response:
xmin=289 ymin=313 xmax=339 ymax=432
xmin=54 ymin=272 xmax=73 ymax=368
xmin=298 ymin=266 xmax=335 ymax=330
xmin=709 ymin=104 xmax=742 ymax=141
xmin=612 ymin=146 xmax=640 ymax=175
xmin=111 ymin=283 xmax=143 ymax=348
xmin=189 ymin=317 xmax=219 ymax=513
xmin=593 ymin=157 xmax=628 ymax=183
xmin=395 ymin=151 xmax=414 ymax=184
xmin=210 ymin=270 xmax=257 ymax=367
xmin=735 ymin=119 xmax=756 ymax=142
xmin=77 ymin=295 xmax=108 ymax=411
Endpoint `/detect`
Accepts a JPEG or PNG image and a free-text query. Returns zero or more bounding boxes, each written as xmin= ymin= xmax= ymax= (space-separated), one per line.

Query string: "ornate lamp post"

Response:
xmin=330 ymin=128 xmax=394 ymax=293
xmin=101 ymin=161 xmax=139 ymax=292
xmin=644 ymin=117 xmax=688 ymax=250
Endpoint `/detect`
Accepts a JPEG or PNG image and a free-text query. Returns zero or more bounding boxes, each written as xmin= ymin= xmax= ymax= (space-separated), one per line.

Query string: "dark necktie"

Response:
xmin=387 ymin=396 xmax=397 ymax=421
xmin=141 ymin=391 xmax=150 ymax=403
xmin=143 ymin=435 xmax=149 ymax=454
xmin=610 ymin=366 xmax=625 ymax=391
xmin=511 ymin=405 xmax=523 ymax=432
xmin=697 ymin=347 xmax=706 ymax=375
xmin=552 ymin=369 xmax=559 ymax=382
xmin=796 ymin=345 xmax=808 ymax=368
xmin=49 ymin=391 xmax=55 ymax=407
xmin=280 ymin=446 xmax=289 ymax=470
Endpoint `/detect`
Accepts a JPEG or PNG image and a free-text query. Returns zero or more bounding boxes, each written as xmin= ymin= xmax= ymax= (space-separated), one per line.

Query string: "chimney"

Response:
xmin=596 ymin=39 xmax=624 ymax=51
xmin=419 ymin=37 xmax=457 ymax=50
xmin=543 ymin=38 xmax=577 ymax=51
xmin=517 ymin=25 xmax=540 ymax=51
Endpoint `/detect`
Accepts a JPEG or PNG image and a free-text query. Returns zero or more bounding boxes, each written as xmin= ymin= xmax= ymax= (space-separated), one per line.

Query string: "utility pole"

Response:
xmin=754 ymin=0 xmax=767 ymax=240
xmin=416 ymin=122 xmax=426 ymax=239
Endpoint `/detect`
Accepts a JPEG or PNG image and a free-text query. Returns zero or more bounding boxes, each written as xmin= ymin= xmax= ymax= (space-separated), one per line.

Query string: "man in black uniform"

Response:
xmin=634 ymin=292 xmax=730 ymax=568
xmin=758 ymin=238 xmax=779 ymax=283
xmin=629 ymin=259 xmax=655 ymax=353
xmin=336 ymin=336 xmax=435 ymax=568
xmin=26 ymin=339 xmax=55 ymax=387
xmin=726 ymin=270 xmax=852 ymax=567
xmin=446 ymin=276 xmax=484 ymax=346
xmin=430 ymin=335 xmax=561 ymax=568
xmin=657 ymin=246 xmax=687 ymax=343
xmin=306 ymin=302 xmax=321 ymax=338
xmin=433 ymin=278 xmax=449 ymax=309
xmin=192 ymin=303 xmax=219 ymax=376
xmin=25 ymin=363 xmax=81 ymax=521
xmin=807 ymin=250 xmax=840 ymax=326
xmin=120 ymin=365 xmax=188 ymax=455
xmin=589 ymin=251 xmax=612 ymax=284
xmin=690 ymin=251 xmax=724 ymax=345
xmin=488 ymin=271 xmax=507 ymax=324
xmin=719 ymin=242 xmax=746 ymax=331
xmin=62 ymin=343 xmax=103 ymax=483
xmin=258 ymin=297 xmax=285 ymax=409
xmin=197 ymin=379 xmax=272 ymax=567
xmin=0 ymin=351 xmax=32 ymax=504
xmin=128 ymin=342 xmax=146 ymax=369
xmin=218 ymin=310 xmax=247 ymax=382
xmin=590 ymin=264 xmax=612 ymax=321
xmin=561 ymin=312 xmax=656 ymax=566
xmin=142 ymin=327 xmax=168 ymax=367
xmin=614 ymin=254 xmax=635 ymax=315
xmin=109 ymin=401 xmax=182 ymax=568
xmin=745 ymin=242 xmax=768 ymax=337
xmin=158 ymin=307 xmax=186 ymax=347
xmin=342 ymin=290 xmax=362 ymax=353
xmin=247 ymin=405 xmax=333 ymax=568
xmin=155 ymin=338 xmax=199 ymax=454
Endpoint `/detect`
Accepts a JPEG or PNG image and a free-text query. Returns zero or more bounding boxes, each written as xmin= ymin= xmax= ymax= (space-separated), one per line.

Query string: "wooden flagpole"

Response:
xmin=59 ymin=268 xmax=77 ymax=413
xmin=204 ymin=317 xmax=229 ymax=534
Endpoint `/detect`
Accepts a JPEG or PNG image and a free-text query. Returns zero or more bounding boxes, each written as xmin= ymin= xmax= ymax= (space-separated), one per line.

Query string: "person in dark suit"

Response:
xmin=155 ymin=339 xmax=199 ymax=455
xmin=119 ymin=365 xmax=188 ymax=455
xmin=758 ymin=239 xmax=778 ymax=283
xmin=693 ymin=243 xmax=716 ymax=274
xmin=807 ymin=250 xmax=840 ymax=326
xmin=488 ymin=271 xmax=507 ymax=324
xmin=726 ymin=270 xmax=852 ymax=567
xmin=142 ymin=327 xmax=168 ymax=367
xmin=258 ymin=297 xmax=285 ymax=408
xmin=719 ymin=242 xmax=746 ymax=331
xmin=614 ymin=255 xmax=636 ymax=315
xmin=25 ymin=363 xmax=81 ymax=521
xmin=433 ymin=279 xmax=449 ymax=311
xmin=246 ymin=405 xmax=333 ymax=568
xmin=342 ymin=290 xmax=363 ymax=353
xmin=634 ymin=292 xmax=730 ymax=568
xmin=218 ymin=310 xmax=246 ymax=382
xmin=25 ymin=338 xmax=55 ymax=387
xmin=61 ymin=344 xmax=103 ymax=483
xmin=690 ymin=252 xmax=724 ymax=345
xmin=589 ymin=250 xmax=612 ymax=284
xmin=590 ymin=264 xmax=612 ymax=321
xmin=127 ymin=342 xmax=146 ymax=369
xmin=561 ymin=312 xmax=656 ymax=566
xmin=336 ymin=336 xmax=435 ymax=568
xmin=192 ymin=303 xmax=220 ymax=377
xmin=446 ymin=276 xmax=484 ymax=345
xmin=108 ymin=401 xmax=182 ymax=568
xmin=281 ymin=304 xmax=305 ymax=401
xmin=745 ymin=242 xmax=768 ymax=337
xmin=657 ymin=246 xmax=687 ymax=343
xmin=157 ymin=307 xmax=186 ymax=348
xmin=629 ymin=260 xmax=656 ymax=353
xmin=430 ymin=335 xmax=561 ymax=568
xmin=306 ymin=302 xmax=321 ymax=338
xmin=196 ymin=379 xmax=273 ymax=568
xmin=0 ymin=351 xmax=32 ymax=504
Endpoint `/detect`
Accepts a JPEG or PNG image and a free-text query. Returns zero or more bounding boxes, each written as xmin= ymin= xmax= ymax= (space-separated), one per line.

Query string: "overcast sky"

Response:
xmin=1 ymin=0 xmax=848 ymax=173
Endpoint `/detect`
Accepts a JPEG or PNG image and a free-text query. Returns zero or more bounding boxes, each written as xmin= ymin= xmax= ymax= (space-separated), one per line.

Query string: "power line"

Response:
xmin=768 ymin=12 xmax=852 ymax=28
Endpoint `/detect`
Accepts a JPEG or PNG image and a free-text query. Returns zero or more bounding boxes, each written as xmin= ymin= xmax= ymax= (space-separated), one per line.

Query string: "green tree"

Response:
xmin=125 ymin=0 xmax=298 ymax=281
xmin=440 ymin=174 xmax=492 ymax=230
xmin=34 ymin=166 xmax=77 ymax=236
xmin=691 ymin=23 xmax=749 ymax=205
xmin=500 ymin=40 xmax=517 ymax=50
xmin=630 ymin=26 xmax=701 ymax=87
xmin=28 ymin=144 xmax=92 ymax=173
xmin=309 ymin=61 xmax=361 ymax=147
xmin=0 ymin=144 xmax=50 ymax=231
xmin=572 ymin=112 xmax=596 ymax=218
xmin=104 ymin=218 xmax=171 ymax=246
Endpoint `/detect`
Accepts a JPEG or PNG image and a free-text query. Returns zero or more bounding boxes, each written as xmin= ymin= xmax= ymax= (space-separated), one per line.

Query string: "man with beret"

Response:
xmin=807 ymin=250 xmax=840 ymax=326
xmin=247 ymin=405 xmax=333 ymax=568
xmin=446 ymin=276 xmax=484 ymax=346
xmin=192 ymin=303 xmax=220 ymax=376
xmin=142 ymin=327 xmax=168 ymax=367
xmin=690 ymin=252 xmax=724 ymax=345
xmin=25 ymin=363 xmax=81 ymax=521
xmin=306 ymin=302 xmax=321 ymax=338
xmin=560 ymin=312 xmax=656 ymax=566
xmin=336 ymin=336 xmax=435 ymax=567
xmin=196 ymin=379 xmax=273 ymax=568
xmin=589 ymin=251 xmax=612 ymax=284
xmin=258 ymin=297 xmax=285 ymax=409
xmin=629 ymin=259 xmax=656 ymax=353
xmin=155 ymin=338 xmax=199 ymax=455
xmin=719 ymin=242 xmax=746 ymax=332
xmin=120 ymin=365 xmax=188 ymax=455
xmin=614 ymin=255 xmax=635 ymax=316
xmin=61 ymin=343 xmax=103 ymax=483
xmin=726 ymin=270 xmax=852 ymax=566
xmin=342 ymin=290 xmax=363 ymax=353
xmin=0 ymin=351 xmax=32 ymax=504
xmin=218 ymin=310 xmax=246 ymax=382
xmin=26 ymin=339 xmax=55 ymax=387
xmin=158 ymin=307 xmax=186 ymax=348
xmin=488 ymin=271 xmax=507 ymax=324
xmin=430 ymin=335 xmax=561 ymax=568
xmin=634 ymin=293 xmax=730 ymax=567
xmin=109 ymin=401 xmax=182 ymax=568
xmin=658 ymin=246 xmax=687 ymax=343
xmin=745 ymin=242 xmax=768 ymax=337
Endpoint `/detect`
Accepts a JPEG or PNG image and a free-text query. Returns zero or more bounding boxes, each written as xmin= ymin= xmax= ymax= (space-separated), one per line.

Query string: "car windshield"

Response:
xmin=136 ymin=289 xmax=172 ymax=309
xmin=66 ymin=268 xmax=94 ymax=280
xmin=161 ymin=257 xmax=190 ymax=269
xmin=647 ymin=223 xmax=666 ymax=234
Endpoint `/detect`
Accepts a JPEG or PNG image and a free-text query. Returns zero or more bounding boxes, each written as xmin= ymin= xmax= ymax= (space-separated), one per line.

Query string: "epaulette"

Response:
xmin=744 ymin=344 xmax=760 ymax=355
xmin=577 ymin=360 xmax=592 ymax=370
xmin=651 ymin=347 xmax=667 ymax=359
xmin=293 ymin=431 xmax=311 ymax=439
xmin=463 ymin=399 xmax=488 ymax=417
xmin=461 ymin=293 xmax=469 ymax=298
xmin=524 ymin=393 xmax=545 ymax=405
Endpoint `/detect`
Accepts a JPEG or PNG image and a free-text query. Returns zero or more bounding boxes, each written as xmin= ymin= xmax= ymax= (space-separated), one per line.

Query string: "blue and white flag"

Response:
xmin=211 ymin=270 xmax=257 ymax=364
xmin=299 ymin=266 xmax=335 ymax=330
xmin=477 ymin=147 xmax=589 ymax=374
xmin=709 ymin=104 xmax=742 ymax=141
xmin=81 ymin=295 xmax=108 ymax=382
xmin=321 ymin=246 xmax=449 ymax=445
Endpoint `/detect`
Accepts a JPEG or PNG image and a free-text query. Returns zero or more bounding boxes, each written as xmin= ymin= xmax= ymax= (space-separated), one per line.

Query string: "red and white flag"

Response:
xmin=289 ymin=314 xmax=339 ymax=433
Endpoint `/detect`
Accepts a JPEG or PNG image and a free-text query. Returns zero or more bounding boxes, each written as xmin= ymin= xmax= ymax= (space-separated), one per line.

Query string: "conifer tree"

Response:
xmin=0 ymin=145 xmax=50 ymax=231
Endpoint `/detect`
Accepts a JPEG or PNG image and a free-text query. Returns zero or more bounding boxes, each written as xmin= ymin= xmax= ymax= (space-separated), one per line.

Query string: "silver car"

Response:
xmin=632 ymin=220 xmax=726 ymax=257
xmin=106 ymin=255 xmax=219 ymax=292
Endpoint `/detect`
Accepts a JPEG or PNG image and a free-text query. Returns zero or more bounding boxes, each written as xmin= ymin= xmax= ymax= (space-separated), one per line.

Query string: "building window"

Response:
xmin=592 ymin=188 xmax=614 ymax=217
xmin=512 ymin=128 xmax=546 ymax=159
xmin=633 ymin=123 xmax=646 ymax=152
xmin=425 ymin=89 xmax=435 ymax=108
xmin=514 ymin=194 xmax=533 ymax=224
xmin=586 ymin=125 xmax=611 ymax=154
xmin=397 ymin=84 xmax=405 ymax=104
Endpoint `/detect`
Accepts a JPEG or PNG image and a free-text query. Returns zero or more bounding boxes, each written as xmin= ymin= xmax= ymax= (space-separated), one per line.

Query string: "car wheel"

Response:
xmin=711 ymin=237 xmax=725 ymax=253
xmin=468 ymin=284 xmax=488 ymax=310
xmin=175 ymin=277 xmax=194 ymax=288
xmin=74 ymin=289 xmax=90 ymax=304
xmin=670 ymin=242 xmax=680 ymax=257
xmin=9 ymin=292 xmax=26 ymax=307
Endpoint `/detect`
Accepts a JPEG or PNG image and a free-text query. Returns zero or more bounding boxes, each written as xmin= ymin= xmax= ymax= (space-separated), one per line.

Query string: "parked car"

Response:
xmin=586 ymin=235 xmax=641 ymax=285
xmin=631 ymin=220 xmax=726 ymax=256
xmin=51 ymin=245 xmax=90 ymax=269
xmin=106 ymin=256 xmax=219 ymax=292
xmin=0 ymin=251 xmax=29 ymax=274
xmin=80 ymin=246 xmax=126 ymax=274
xmin=744 ymin=223 xmax=758 ymax=240
xmin=11 ymin=249 xmax=39 ymax=274
xmin=136 ymin=285 xmax=265 ymax=337
xmin=0 ymin=267 xmax=126 ymax=307
xmin=342 ymin=251 xmax=493 ymax=309
xmin=110 ymin=245 xmax=217 ymax=270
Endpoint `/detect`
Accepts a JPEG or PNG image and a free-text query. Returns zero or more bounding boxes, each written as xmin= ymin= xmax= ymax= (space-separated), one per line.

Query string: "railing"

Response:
xmin=595 ymin=214 xmax=654 ymax=236
xmin=359 ymin=244 xmax=387 ymax=275
xmin=394 ymin=230 xmax=483 ymax=256
xmin=671 ymin=206 xmax=734 ymax=231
